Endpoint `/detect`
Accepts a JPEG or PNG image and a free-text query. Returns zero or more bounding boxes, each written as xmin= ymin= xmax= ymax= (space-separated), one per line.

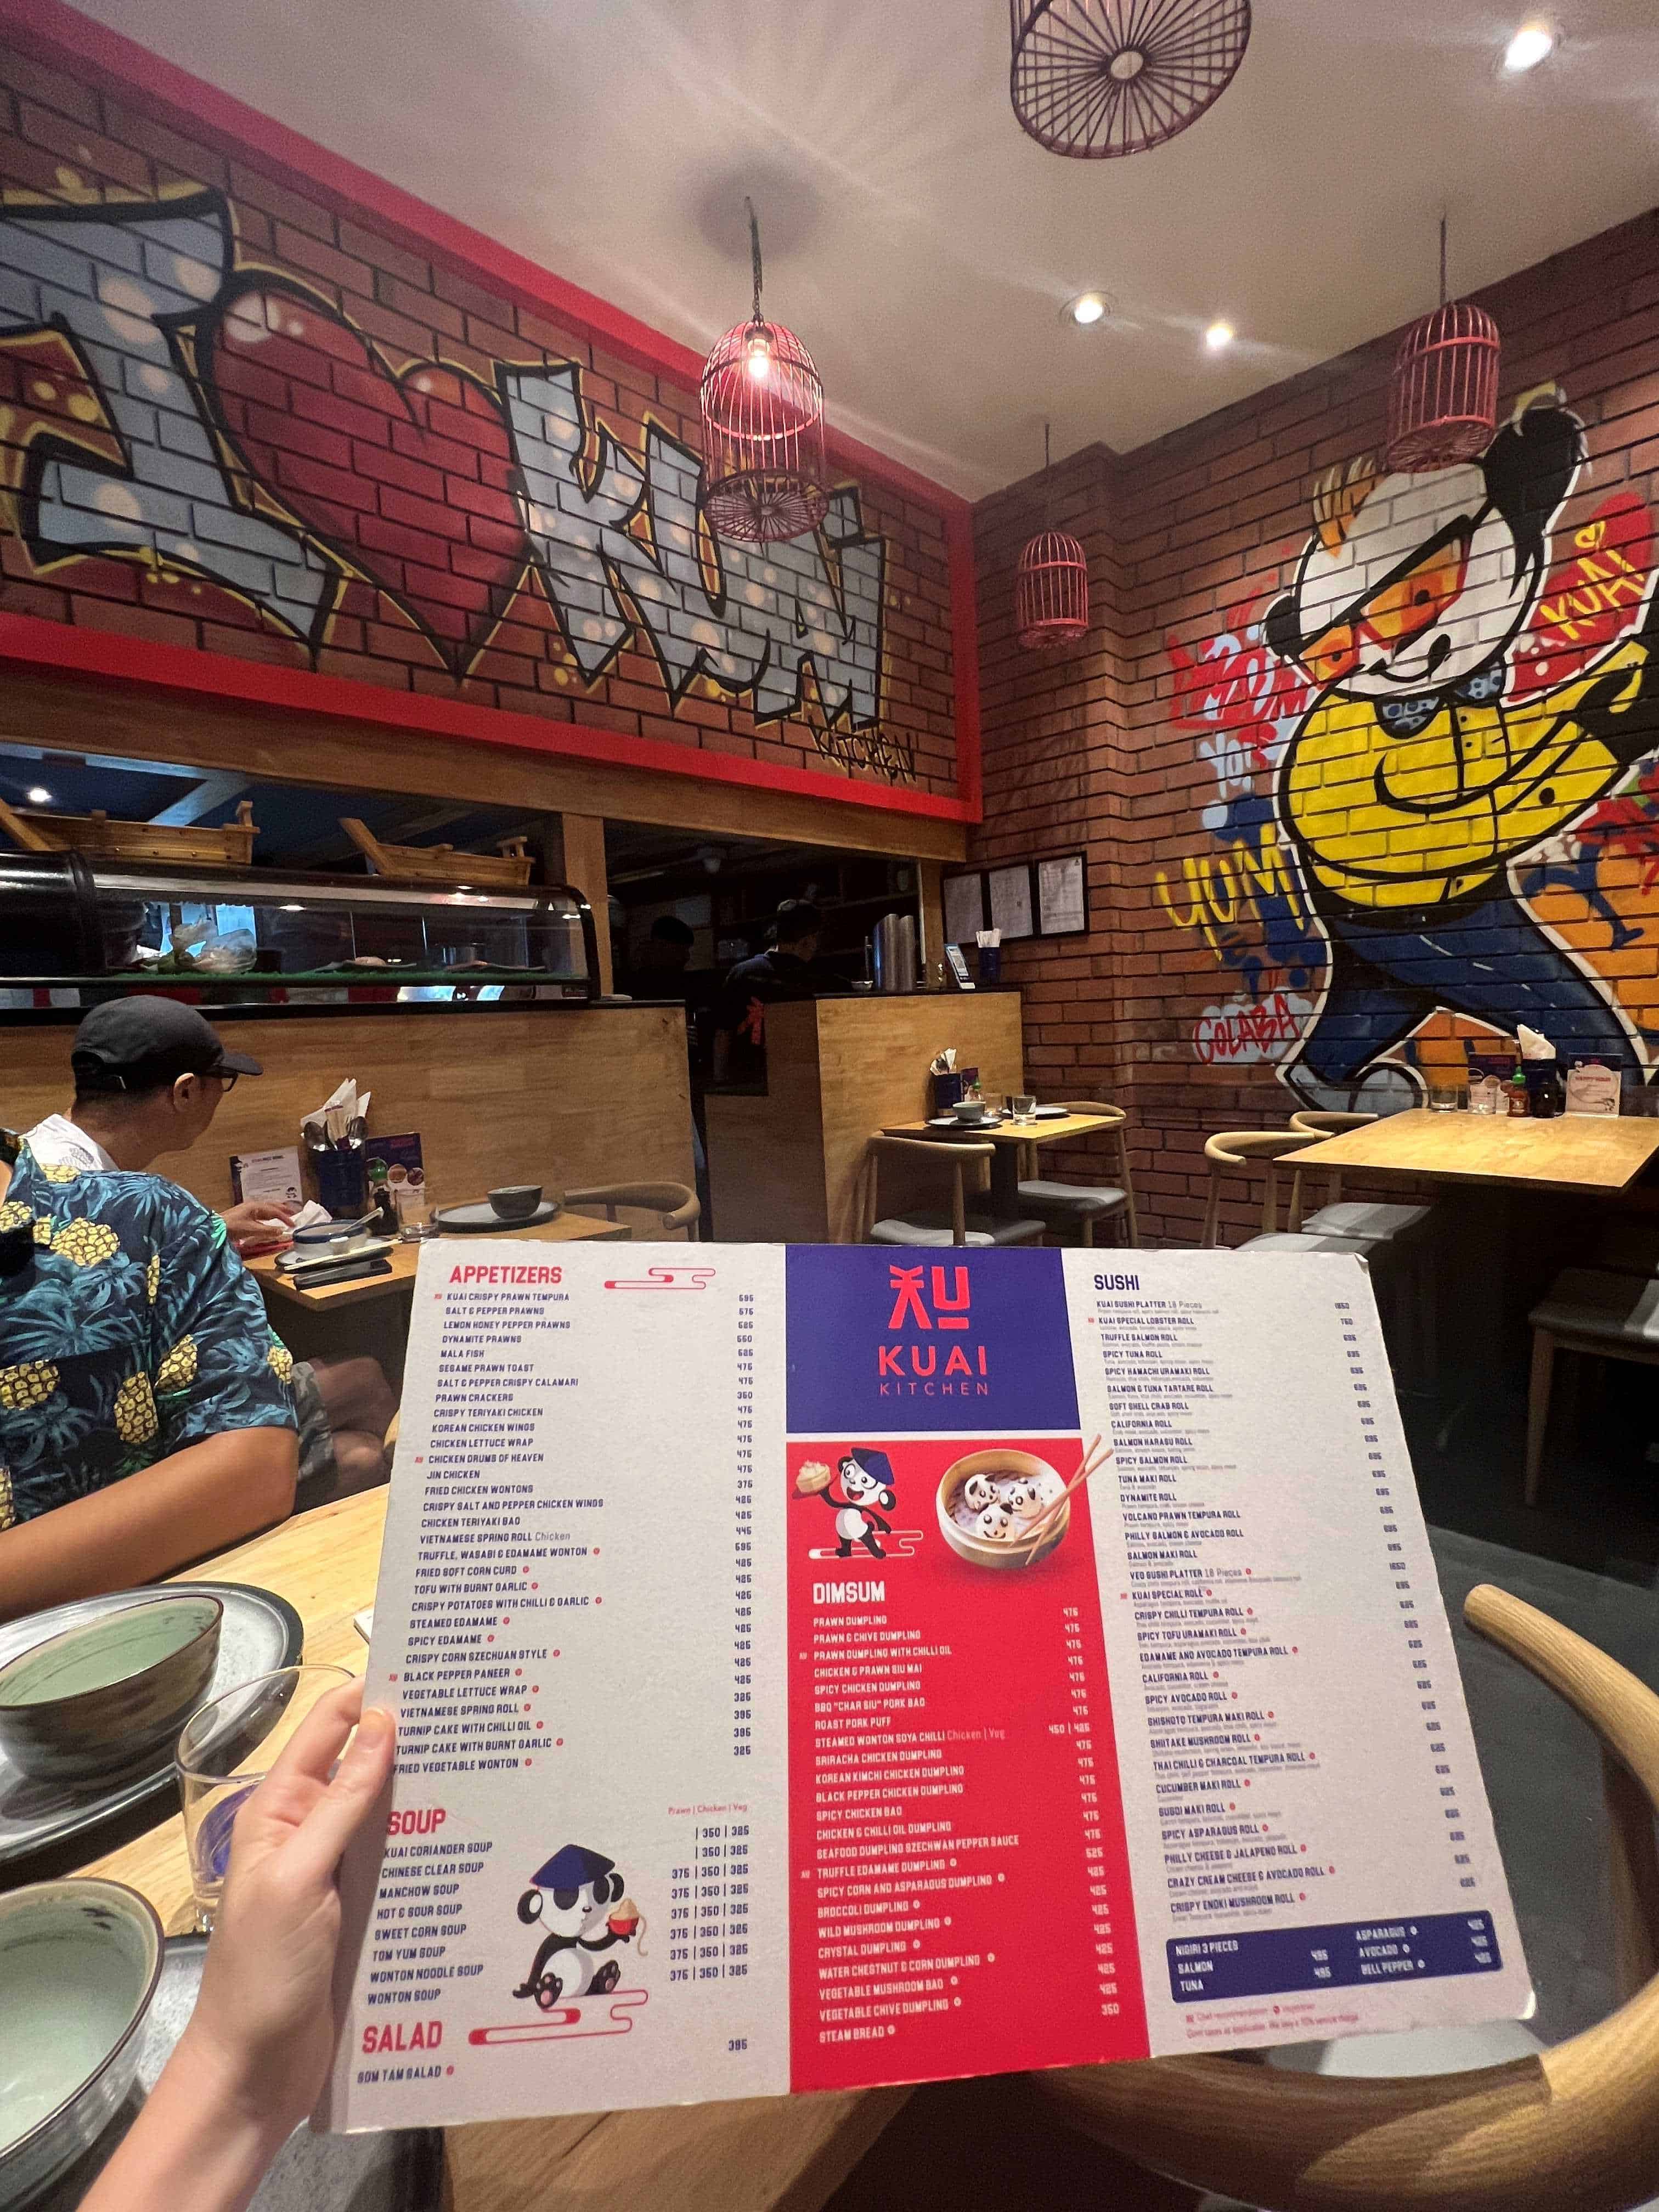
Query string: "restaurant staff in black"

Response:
xmin=712 ymin=899 xmax=835 ymax=1087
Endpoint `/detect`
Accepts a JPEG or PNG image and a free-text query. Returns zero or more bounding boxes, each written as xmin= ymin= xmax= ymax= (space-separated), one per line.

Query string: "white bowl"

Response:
xmin=0 ymin=1879 xmax=163 ymax=2208
xmin=936 ymin=1449 xmax=1070 ymax=1571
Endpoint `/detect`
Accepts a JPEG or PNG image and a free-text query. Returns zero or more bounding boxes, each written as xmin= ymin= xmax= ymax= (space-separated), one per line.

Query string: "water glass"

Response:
xmin=394 ymin=1173 xmax=435 ymax=1240
xmin=1426 ymin=1082 xmax=1463 ymax=1113
xmin=177 ymin=1664 xmax=354 ymax=1931
xmin=1012 ymin=1094 xmax=1037 ymax=1122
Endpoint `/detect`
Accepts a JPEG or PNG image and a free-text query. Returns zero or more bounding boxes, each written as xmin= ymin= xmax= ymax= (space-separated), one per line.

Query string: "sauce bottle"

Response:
xmin=1508 ymin=1060 xmax=1530 ymax=1116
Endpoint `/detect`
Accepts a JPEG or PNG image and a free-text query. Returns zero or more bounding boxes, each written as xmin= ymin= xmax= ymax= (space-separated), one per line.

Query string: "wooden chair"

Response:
xmin=1288 ymin=1109 xmax=1436 ymax=1246
xmin=860 ymin=1136 xmax=1046 ymax=1248
xmin=1200 ymin=1132 xmax=1367 ymax=1251
xmin=1015 ymin=1102 xmax=1139 ymax=1248
xmin=1034 ymin=1582 xmax=1659 ymax=2211
xmin=563 ymin=1181 xmax=701 ymax=1239
xmin=1525 ymin=1268 xmax=1659 ymax=1505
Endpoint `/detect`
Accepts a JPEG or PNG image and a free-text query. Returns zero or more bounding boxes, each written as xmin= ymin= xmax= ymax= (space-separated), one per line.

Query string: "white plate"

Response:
xmin=0 ymin=1583 xmax=303 ymax=1867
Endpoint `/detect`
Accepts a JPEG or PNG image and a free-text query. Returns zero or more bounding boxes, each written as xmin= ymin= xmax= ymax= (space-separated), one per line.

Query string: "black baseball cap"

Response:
xmin=71 ymin=997 xmax=263 ymax=1094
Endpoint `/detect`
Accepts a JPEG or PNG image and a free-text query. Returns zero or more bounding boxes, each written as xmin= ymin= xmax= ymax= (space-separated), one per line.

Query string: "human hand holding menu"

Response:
xmin=324 ymin=1243 xmax=1528 ymax=2130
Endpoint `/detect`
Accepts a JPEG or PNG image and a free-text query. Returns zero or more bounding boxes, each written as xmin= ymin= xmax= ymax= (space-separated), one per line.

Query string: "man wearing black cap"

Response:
xmin=24 ymin=998 xmax=395 ymax=1501
xmin=710 ymin=900 xmax=835 ymax=1088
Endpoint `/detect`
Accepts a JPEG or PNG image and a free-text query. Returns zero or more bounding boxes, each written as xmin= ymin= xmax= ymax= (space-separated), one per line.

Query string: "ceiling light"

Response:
xmin=1502 ymin=20 xmax=1555 ymax=71
xmin=1066 ymin=292 xmax=1108 ymax=326
xmin=25 ymin=785 xmax=51 ymax=805
xmin=1205 ymin=320 xmax=1235 ymax=352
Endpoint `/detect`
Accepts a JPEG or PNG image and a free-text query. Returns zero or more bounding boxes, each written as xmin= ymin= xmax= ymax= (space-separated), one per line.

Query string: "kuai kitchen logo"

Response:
xmin=879 ymin=1265 xmax=989 ymax=1396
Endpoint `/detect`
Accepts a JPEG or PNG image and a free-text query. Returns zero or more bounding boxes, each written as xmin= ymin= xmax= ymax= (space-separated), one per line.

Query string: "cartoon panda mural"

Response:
xmin=1262 ymin=394 xmax=1659 ymax=1108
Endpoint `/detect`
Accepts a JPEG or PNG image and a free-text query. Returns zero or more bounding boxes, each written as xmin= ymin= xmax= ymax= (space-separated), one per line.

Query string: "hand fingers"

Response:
xmin=281 ymin=1706 xmax=396 ymax=1887
xmin=255 ymin=1679 xmax=365 ymax=1800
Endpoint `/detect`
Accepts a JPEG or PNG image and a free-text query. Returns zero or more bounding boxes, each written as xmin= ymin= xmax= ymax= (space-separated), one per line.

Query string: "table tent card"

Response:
xmin=324 ymin=1244 xmax=1529 ymax=2131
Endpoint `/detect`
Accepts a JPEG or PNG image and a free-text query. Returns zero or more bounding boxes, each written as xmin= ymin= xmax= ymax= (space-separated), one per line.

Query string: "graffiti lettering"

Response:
xmin=1154 ymin=823 xmax=1307 ymax=960
xmin=1194 ymin=990 xmax=1313 ymax=1067
xmin=0 ymin=190 xmax=907 ymax=778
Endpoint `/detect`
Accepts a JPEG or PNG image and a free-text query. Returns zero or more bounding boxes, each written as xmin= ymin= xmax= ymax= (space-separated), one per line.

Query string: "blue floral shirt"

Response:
xmin=0 ymin=1137 xmax=296 ymax=1531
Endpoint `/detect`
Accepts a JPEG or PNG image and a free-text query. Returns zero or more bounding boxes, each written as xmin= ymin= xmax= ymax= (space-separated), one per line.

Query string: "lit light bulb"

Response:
xmin=1068 ymin=292 xmax=1107 ymax=327
xmin=1205 ymin=320 xmax=1235 ymax=352
xmin=25 ymin=786 xmax=51 ymax=805
xmin=1502 ymin=20 xmax=1555 ymax=71
xmin=745 ymin=329 xmax=771 ymax=382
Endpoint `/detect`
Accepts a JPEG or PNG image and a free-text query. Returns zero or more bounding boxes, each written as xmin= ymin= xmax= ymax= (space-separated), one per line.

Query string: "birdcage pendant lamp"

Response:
xmin=699 ymin=202 xmax=830 ymax=545
xmin=1386 ymin=218 xmax=1502 ymax=472
xmin=1015 ymin=426 xmax=1089 ymax=651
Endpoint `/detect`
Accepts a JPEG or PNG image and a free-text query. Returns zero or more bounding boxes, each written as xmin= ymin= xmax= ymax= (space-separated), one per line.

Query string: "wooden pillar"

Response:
xmin=917 ymin=859 xmax=945 ymax=988
xmin=558 ymin=813 xmax=613 ymax=996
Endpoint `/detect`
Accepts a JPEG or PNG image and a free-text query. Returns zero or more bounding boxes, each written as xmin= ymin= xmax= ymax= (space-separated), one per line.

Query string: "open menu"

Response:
xmin=324 ymin=1243 xmax=1528 ymax=2131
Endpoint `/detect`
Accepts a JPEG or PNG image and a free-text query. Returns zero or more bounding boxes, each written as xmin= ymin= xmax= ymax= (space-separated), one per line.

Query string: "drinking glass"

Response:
xmin=1012 ymin=1094 xmax=1037 ymax=1123
xmin=177 ymin=1664 xmax=354 ymax=1931
xmin=1426 ymin=1081 xmax=1463 ymax=1113
xmin=395 ymin=1172 xmax=435 ymax=1240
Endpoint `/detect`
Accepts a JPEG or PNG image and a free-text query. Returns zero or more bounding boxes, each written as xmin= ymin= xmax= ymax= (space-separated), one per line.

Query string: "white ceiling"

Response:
xmin=70 ymin=0 xmax=1659 ymax=496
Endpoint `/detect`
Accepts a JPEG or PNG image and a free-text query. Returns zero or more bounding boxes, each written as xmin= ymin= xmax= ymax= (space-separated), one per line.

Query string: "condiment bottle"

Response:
xmin=1508 ymin=1060 xmax=1530 ymax=1117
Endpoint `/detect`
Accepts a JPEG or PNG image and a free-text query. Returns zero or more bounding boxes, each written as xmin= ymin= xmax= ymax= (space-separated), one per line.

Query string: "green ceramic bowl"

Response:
xmin=0 ymin=1595 xmax=223 ymax=1786
xmin=0 ymin=1878 xmax=163 ymax=2208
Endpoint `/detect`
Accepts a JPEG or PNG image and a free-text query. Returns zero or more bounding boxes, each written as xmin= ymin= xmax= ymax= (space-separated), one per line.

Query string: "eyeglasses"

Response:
xmin=213 ymin=1071 xmax=240 ymax=1094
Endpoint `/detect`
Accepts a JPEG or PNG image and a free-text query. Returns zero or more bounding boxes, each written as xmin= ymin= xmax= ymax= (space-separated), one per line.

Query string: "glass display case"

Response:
xmin=0 ymin=851 xmax=599 ymax=1011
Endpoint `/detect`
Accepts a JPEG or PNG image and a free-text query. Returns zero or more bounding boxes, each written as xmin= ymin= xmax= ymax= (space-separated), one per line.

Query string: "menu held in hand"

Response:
xmin=324 ymin=1242 xmax=1528 ymax=2130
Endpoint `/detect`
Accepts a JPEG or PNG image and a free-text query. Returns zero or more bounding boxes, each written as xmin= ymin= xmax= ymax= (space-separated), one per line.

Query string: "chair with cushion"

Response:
xmin=861 ymin=1136 xmax=1046 ymax=1249
xmin=1525 ymin=1268 xmax=1659 ymax=1505
xmin=1014 ymin=1101 xmax=1139 ymax=1248
xmin=563 ymin=1181 xmax=700 ymax=1239
xmin=1200 ymin=1131 xmax=1372 ymax=1254
xmin=1287 ymin=1109 xmax=1437 ymax=1247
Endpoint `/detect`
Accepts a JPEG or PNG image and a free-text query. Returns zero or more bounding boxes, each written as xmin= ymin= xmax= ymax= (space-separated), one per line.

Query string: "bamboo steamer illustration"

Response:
xmin=937 ymin=1448 xmax=1070 ymax=1570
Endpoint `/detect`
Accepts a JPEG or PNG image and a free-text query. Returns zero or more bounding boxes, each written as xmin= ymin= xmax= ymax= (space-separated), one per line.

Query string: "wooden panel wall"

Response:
xmin=3 ymin=1006 xmax=693 ymax=1211
xmin=703 ymin=993 xmax=1025 ymax=1244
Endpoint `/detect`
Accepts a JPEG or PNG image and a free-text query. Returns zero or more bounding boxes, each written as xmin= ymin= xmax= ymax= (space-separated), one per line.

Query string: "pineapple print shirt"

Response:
xmin=0 ymin=1138 xmax=296 ymax=1531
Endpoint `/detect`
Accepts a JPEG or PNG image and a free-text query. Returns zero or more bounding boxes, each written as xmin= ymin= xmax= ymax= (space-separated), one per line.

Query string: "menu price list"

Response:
xmin=1070 ymin=1256 xmax=1529 ymax=2049
xmin=784 ymin=1436 xmax=1148 ymax=2094
xmin=668 ymin=1819 xmax=752 ymax=1987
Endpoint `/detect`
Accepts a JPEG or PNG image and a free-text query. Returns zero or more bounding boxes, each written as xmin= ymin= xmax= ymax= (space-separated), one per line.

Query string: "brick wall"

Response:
xmin=974 ymin=208 xmax=1659 ymax=1244
xmin=0 ymin=38 xmax=960 ymax=799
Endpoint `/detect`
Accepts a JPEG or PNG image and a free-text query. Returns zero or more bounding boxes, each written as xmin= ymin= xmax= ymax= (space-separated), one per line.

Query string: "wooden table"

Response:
xmin=246 ymin=1212 xmax=629 ymax=1315
xmin=884 ymin=1112 xmax=1114 ymax=1217
xmin=71 ymin=1493 xmax=905 ymax=2212
xmin=1290 ymin=1108 xmax=1659 ymax=1193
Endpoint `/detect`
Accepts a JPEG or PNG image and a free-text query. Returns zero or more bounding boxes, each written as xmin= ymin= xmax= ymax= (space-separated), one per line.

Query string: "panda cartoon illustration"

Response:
xmin=962 ymin=1472 xmax=998 ymax=1512
xmin=808 ymin=1448 xmax=896 ymax=1560
xmin=512 ymin=1843 xmax=634 ymax=2008
xmin=975 ymin=1503 xmax=1014 ymax=1543
xmin=1263 ymin=395 xmax=1659 ymax=1109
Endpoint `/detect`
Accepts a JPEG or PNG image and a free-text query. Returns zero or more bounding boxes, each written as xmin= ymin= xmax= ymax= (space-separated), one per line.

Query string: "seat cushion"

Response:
xmin=1298 ymin=1200 xmax=1434 ymax=1243
xmin=871 ymin=1212 xmax=1045 ymax=1249
xmin=1015 ymin=1180 xmax=1128 ymax=1218
xmin=1239 ymin=1231 xmax=1376 ymax=1256
xmin=1530 ymin=1267 xmax=1659 ymax=1347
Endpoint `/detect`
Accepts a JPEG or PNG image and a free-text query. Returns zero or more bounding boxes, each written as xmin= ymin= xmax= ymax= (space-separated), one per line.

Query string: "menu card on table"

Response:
xmin=324 ymin=1243 xmax=1528 ymax=2132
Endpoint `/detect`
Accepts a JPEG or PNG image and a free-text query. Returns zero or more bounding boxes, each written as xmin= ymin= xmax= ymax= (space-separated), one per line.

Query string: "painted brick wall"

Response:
xmin=0 ymin=37 xmax=960 ymax=800
xmin=975 ymin=208 xmax=1659 ymax=1245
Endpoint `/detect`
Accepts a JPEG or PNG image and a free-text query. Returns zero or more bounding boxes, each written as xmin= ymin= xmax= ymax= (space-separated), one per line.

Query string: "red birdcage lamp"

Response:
xmin=1386 ymin=218 xmax=1502 ymax=472
xmin=1015 ymin=425 xmax=1090 ymax=650
xmin=699 ymin=201 xmax=830 ymax=544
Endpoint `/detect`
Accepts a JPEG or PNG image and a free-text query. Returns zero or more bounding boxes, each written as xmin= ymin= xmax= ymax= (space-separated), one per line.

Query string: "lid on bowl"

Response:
xmin=0 ymin=1595 xmax=223 ymax=1709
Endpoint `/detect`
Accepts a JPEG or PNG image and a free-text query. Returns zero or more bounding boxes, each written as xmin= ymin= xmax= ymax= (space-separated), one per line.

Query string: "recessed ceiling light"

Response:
xmin=1205 ymin=320 xmax=1235 ymax=352
xmin=1502 ymin=20 xmax=1556 ymax=71
xmin=1065 ymin=291 xmax=1108 ymax=327
xmin=25 ymin=785 xmax=51 ymax=805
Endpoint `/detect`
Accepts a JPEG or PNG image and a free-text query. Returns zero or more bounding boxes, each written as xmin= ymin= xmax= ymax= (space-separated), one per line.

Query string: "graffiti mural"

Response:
xmin=1159 ymin=391 xmax=1659 ymax=1102
xmin=0 ymin=190 xmax=908 ymax=779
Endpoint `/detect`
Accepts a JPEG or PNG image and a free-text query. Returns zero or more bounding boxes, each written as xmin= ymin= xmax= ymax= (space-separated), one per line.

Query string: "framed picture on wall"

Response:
xmin=986 ymin=864 xmax=1036 ymax=941
xmin=943 ymin=871 xmax=985 ymax=946
xmin=1035 ymin=852 xmax=1088 ymax=936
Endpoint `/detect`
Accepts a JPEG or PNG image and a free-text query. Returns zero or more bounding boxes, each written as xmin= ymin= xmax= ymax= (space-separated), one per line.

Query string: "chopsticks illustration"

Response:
xmin=1018 ymin=1433 xmax=1113 ymax=1563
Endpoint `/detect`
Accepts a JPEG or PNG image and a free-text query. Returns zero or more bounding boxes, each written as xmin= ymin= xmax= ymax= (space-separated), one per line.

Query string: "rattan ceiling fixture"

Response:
xmin=1386 ymin=216 xmax=1502 ymax=472
xmin=698 ymin=200 xmax=830 ymax=545
xmin=1015 ymin=425 xmax=1090 ymax=651
xmin=1010 ymin=0 xmax=1251 ymax=159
